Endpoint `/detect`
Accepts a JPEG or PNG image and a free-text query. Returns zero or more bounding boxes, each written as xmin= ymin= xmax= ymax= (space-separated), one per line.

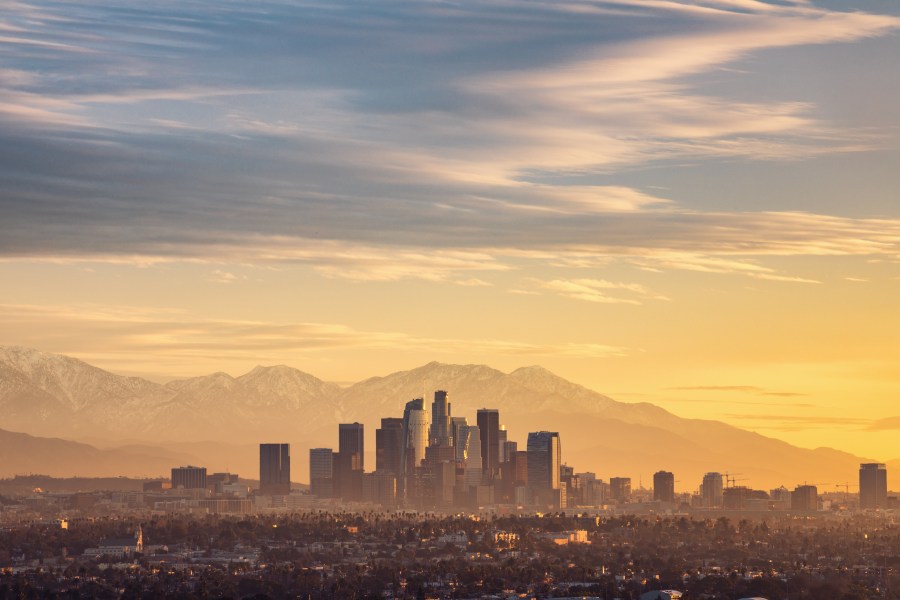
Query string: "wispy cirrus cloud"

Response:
xmin=309 ymin=247 xmax=510 ymax=283
xmin=1 ymin=205 xmax=898 ymax=287
xmin=207 ymin=270 xmax=240 ymax=284
xmin=0 ymin=0 xmax=898 ymax=286
xmin=535 ymin=278 xmax=669 ymax=305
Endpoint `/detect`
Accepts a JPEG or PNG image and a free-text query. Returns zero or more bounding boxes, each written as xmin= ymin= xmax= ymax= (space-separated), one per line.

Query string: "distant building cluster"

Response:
xmin=144 ymin=391 xmax=893 ymax=515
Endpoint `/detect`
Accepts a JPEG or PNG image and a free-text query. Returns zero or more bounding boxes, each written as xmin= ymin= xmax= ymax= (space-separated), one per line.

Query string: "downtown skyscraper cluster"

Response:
xmin=250 ymin=395 xmax=890 ymax=513
xmin=308 ymin=391 xmax=569 ymax=510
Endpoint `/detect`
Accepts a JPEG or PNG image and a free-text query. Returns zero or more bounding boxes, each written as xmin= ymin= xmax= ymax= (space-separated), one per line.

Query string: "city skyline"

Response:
xmin=1 ymin=0 xmax=899 ymax=464
xmin=164 ymin=389 xmax=892 ymax=512
xmin=0 ymin=345 xmax=897 ymax=492
xmin=3 ymin=2 xmax=900 ymax=594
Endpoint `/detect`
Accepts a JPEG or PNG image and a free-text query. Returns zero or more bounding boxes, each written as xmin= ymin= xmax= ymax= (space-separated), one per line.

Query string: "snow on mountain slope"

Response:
xmin=0 ymin=347 xmax=340 ymax=441
xmin=0 ymin=346 xmax=168 ymax=412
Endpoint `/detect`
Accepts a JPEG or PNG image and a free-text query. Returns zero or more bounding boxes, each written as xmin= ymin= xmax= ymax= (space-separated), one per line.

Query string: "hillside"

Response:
xmin=0 ymin=428 xmax=195 ymax=478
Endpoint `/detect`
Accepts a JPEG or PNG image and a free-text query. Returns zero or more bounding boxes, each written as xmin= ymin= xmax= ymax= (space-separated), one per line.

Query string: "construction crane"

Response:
xmin=724 ymin=472 xmax=747 ymax=488
xmin=836 ymin=482 xmax=855 ymax=501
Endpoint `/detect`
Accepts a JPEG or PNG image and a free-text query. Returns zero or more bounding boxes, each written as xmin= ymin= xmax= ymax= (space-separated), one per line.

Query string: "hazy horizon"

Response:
xmin=3 ymin=345 xmax=899 ymax=495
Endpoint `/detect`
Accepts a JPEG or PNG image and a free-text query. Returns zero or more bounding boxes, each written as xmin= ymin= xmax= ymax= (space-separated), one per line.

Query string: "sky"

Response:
xmin=1 ymin=0 xmax=899 ymax=461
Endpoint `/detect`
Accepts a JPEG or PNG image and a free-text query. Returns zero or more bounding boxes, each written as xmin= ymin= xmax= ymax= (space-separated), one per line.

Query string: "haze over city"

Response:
xmin=2 ymin=0 xmax=900 ymax=466
xmin=4 ymin=5 xmax=900 ymax=598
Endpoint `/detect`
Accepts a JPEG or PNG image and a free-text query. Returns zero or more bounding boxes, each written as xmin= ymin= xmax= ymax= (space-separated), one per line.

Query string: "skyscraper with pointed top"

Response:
xmin=429 ymin=390 xmax=453 ymax=447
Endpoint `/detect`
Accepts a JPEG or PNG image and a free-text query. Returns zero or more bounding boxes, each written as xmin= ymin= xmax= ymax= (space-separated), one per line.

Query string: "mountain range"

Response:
xmin=0 ymin=345 xmax=893 ymax=491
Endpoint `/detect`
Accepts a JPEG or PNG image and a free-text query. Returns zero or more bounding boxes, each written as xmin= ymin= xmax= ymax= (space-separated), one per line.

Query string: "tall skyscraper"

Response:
xmin=376 ymin=418 xmax=404 ymax=475
xmin=339 ymin=422 xmax=364 ymax=471
xmin=653 ymin=471 xmax=675 ymax=503
xmin=701 ymin=472 xmax=724 ymax=508
xmin=498 ymin=427 xmax=508 ymax=464
xmin=514 ymin=450 xmax=528 ymax=486
xmin=609 ymin=477 xmax=631 ymax=502
xmin=171 ymin=466 xmax=207 ymax=490
xmin=424 ymin=391 xmax=456 ymax=471
xmin=498 ymin=439 xmax=519 ymax=502
xmin=309 ymin=448 xmax=334 ymax=498
xmin=477 ymin=409 xmax=500 ymax=479
xmin=560 ymin=464 xmax=576 ymax=508
xmin=504 ymin=440 xmax=517 ymax=463
xmin=457 ymin=425 xmax=483 ymax=489
xmin=859 ymin=463 xmax=888 ymax=509
xmin=429 ymin=390 xmax=453 ymax=447
xmin=526 ymin=431 xmax=561 ymax=507
xmin=402 ymin=399 xmax=428 ymax=473
xmin=451 ymin=416 xmax=467 ymax=456
xmin=259 ymin=443 xmax=291 ymax=495
xmin=337 ymin=423 xmax=364 ymax=500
